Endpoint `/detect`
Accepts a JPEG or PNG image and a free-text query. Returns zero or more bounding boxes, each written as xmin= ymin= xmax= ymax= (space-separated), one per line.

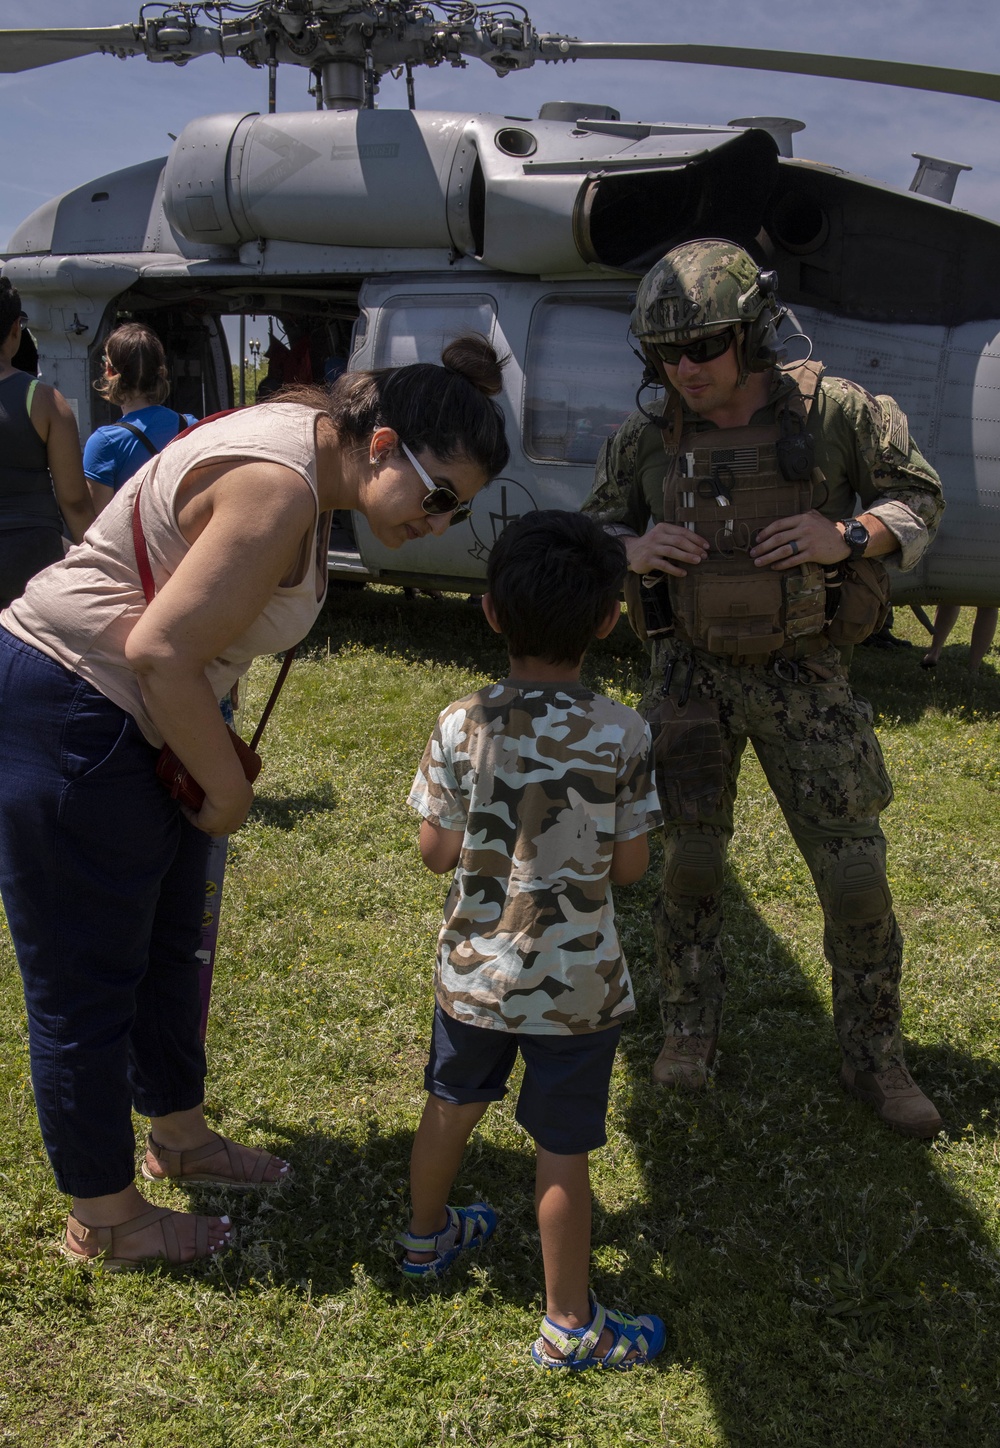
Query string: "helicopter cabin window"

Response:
xmin=524 ymin=295 xmax=638 ymax=465
xmin=373 ymin=296 xmax=497 ymax=367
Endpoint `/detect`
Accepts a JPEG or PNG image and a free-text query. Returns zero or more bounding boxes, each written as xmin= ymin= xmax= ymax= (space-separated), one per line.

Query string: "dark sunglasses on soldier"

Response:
xmin=401 ymin=440 xmax=473 ymax=525
xmin=650 ymin=329 xmax=735 ymax=366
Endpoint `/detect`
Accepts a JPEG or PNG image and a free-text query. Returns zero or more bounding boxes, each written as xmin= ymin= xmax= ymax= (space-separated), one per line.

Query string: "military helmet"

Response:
xmin=631 ymin=238 xmax=782 ymax=378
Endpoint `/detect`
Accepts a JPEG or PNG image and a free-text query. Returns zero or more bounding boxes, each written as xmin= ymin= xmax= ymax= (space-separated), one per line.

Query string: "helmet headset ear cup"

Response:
xmin=737 ymin=269 xmax=783 ymax=374
xmin=741 ymin=311 xmax=782 ymax=374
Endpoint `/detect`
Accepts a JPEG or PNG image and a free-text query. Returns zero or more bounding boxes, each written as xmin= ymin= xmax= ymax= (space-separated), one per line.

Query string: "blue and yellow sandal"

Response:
xmin=395 ymin=1202 xmax=497 ymax=1279
xmin=531 ymin=1292 xmax=666 ymax=1370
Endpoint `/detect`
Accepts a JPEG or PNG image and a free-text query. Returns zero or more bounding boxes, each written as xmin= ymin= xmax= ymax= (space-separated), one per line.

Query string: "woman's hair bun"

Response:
xmin=441 ymin=333 xmax=509 ymax=398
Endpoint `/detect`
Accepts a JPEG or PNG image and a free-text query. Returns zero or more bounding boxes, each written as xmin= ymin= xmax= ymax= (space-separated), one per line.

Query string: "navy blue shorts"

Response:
xmin=423 ymin=1002 xmax=622 ymax=1155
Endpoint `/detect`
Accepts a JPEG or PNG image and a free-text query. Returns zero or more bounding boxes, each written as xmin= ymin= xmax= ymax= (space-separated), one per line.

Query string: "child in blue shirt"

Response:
xmin=84 ymin=323 xmax=196 ymax=509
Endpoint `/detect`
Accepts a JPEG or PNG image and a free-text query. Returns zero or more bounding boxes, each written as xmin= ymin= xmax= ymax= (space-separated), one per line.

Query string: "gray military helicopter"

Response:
xmin=2 ymin=2 xmax=999 ymax=603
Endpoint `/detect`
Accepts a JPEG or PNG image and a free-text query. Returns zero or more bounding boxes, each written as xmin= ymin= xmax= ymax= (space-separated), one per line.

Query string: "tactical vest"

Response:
xmin=663 ymin=361 xmax=829 ymax=660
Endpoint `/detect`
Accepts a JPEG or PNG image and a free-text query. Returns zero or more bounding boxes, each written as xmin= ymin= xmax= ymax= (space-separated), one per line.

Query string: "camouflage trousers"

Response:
xmin=644 ymin=637 xmax=904 ymax=1072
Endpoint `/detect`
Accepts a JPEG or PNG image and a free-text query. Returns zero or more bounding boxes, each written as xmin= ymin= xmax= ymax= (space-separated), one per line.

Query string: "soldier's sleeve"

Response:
xmin=822 ymin=377 xmax=945 ymax=572
xmin=580 ymin=410 xmax=654 ymax=534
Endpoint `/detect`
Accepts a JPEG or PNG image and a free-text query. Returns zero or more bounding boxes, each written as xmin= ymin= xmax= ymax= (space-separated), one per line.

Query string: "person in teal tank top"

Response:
xmin=0 ymin=277 xmax=94 ymax=606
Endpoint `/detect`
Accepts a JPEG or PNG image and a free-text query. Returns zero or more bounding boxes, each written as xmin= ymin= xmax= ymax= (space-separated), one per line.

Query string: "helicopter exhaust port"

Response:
xmin=766 ymin=191 xmax=830 ymax=255
xmin=575 ymin=127 xmax=779 ymax=273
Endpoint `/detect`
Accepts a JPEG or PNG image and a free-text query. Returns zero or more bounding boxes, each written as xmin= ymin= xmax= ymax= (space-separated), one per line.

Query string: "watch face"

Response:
xmin=843 ymin=521 xmax=868 ymax=554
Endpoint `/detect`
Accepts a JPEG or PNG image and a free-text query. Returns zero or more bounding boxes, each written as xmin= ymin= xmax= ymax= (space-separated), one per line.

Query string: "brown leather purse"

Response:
xmin=132 ymin=479 xmax=296 ymax=811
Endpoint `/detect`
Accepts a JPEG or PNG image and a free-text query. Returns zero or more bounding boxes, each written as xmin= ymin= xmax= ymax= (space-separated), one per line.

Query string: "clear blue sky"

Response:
xmin=2 ymin=0 xmax=999 ymax=244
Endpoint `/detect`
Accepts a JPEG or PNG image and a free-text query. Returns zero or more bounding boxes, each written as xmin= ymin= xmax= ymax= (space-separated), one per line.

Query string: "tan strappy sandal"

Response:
xmin=61 ymin=1205 xmax=227 ymax=1272
xmin=141 ymin=1131 xmax=290 ymax=1189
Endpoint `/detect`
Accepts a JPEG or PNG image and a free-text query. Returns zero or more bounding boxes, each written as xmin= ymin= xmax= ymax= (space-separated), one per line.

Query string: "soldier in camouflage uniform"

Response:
xmin=397 ymin=510 xmax=666 ymax=1370
xmin=583 ymin=239 xmax=945 ymax=1138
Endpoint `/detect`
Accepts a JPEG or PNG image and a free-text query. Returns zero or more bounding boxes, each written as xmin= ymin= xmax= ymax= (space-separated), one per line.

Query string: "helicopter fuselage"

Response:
xmin=3 ymin=103 xmax=999 ymax=604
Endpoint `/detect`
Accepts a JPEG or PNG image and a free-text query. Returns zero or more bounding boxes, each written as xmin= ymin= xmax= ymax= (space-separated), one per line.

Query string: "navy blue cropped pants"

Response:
xmin=0 ymin=629 xmax=209 ymax=1196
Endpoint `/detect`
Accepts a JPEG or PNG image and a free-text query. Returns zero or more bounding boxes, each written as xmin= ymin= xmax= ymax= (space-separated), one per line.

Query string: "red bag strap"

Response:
xmin=131 ymin=474 xmax=297 ymax=740
xmin=132 ymin=482 xmax=156 ymax=605
xmin=249 ymin=648 xmax=296 ymax=751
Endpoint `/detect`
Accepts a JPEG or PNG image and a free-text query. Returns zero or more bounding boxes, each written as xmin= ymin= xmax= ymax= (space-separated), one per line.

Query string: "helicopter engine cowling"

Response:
xmin=164 ymin=110 xmax=469 ymax=252
xmin=161 ymin=109 xmax=778 ymax=275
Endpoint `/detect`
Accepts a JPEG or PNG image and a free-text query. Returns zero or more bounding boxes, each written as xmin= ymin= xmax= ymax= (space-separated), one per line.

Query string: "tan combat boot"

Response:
xmin=839 ymin=1063 xmax=943 ymax=1138
xmin=652 ymin=1033 xmax=717 ymax=1090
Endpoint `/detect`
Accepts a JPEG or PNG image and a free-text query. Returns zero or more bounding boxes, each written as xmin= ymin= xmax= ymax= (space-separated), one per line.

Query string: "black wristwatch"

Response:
xmin=839 ymin=518 xmax=869 ymax=561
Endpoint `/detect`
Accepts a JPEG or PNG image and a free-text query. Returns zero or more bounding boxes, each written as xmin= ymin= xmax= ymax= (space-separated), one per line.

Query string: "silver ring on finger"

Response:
xmin=788 ymin=539 xmax=800 ymax=557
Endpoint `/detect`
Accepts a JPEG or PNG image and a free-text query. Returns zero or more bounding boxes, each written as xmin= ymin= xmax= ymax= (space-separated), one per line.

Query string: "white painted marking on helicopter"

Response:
xmin=249 ymin=121 xmax=321 ymax=194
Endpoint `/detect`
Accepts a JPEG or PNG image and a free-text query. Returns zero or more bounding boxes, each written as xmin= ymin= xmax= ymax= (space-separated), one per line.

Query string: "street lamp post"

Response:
xmin=248 ymin=337 xmax=261 ymax=400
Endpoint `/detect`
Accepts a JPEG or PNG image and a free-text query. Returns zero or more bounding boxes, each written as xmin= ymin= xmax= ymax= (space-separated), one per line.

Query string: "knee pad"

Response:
xmin=827 ymin=852 xmax=892 ymax=923
xmin=663 ymin=834 xmax=725 ymax=899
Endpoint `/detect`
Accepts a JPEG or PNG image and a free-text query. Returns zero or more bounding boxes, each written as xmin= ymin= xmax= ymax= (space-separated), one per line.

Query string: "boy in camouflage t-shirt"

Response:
xmin=397 ymin=511 xmax=666 ymax=1372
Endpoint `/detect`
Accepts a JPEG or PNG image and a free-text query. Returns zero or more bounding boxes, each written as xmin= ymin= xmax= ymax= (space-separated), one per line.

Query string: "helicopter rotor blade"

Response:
xmin=2 ymin=18 xmax=997 ymax=107
xmin=537 ymin=40 xmax=1000 ymax=105
xmin=0 ymin=26 xmax=144 ymax=73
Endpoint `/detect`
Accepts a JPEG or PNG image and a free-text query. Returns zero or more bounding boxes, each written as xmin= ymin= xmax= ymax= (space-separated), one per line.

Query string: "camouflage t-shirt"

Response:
xmin=408 ymin=681 xmax=661 ymax=1036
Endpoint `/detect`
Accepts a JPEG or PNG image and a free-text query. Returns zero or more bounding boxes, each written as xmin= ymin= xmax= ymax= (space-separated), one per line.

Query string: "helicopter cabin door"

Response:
xmin=345 ymin=280 xmax=640 ymax=592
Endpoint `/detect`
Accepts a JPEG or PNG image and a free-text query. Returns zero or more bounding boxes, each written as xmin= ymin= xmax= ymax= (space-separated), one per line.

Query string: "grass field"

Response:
xmin=1 ymin=596 xmax=998 ymax=1447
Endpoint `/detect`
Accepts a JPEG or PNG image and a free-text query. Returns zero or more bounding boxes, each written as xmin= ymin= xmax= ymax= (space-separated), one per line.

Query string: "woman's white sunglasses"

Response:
xmin=399 ymin=440 xmax=472 ymax=524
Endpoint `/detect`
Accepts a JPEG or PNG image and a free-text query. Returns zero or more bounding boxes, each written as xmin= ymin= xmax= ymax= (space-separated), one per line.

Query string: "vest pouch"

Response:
xmin=646 ymin=693 xmax=727 ymax=824
xmin=676 ymin=569 xmax=785 ymax=657
xmin=783 ymin=562 xmax=828 ymax=640
xmin=624 ymin=569 xmax=673 ymax=644
xmin=623 ymin=570 xmax=648 ymax=642
xmin=826 ymin=558 xmax=891 ymax=646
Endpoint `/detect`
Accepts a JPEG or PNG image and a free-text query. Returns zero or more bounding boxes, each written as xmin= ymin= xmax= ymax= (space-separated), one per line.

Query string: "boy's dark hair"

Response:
xmin=487 ymin=510 xmax=626 ymax=664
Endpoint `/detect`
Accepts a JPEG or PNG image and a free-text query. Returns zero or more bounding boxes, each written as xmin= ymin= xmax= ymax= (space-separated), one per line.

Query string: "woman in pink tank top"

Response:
xmin=0 ymin=335 xmax=509 ymax=1270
